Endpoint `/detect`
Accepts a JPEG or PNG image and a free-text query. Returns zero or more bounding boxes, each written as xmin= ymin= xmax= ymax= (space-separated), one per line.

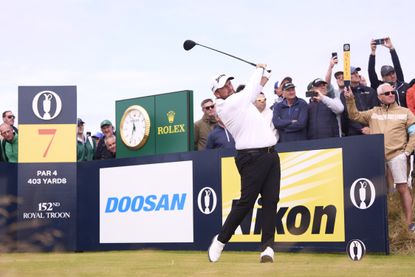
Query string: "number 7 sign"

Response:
xmin=18 ymin=124 xmax=76 ymax=163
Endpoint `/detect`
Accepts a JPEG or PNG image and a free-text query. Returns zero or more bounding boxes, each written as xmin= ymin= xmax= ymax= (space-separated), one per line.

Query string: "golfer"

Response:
xmin=208 ymin=64 xmax=281 ymax=263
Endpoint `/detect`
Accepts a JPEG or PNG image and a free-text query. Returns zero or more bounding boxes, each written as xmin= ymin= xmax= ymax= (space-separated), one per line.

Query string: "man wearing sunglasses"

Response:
xmin=344 ymin=83 xmax=415 ymax=233
xmin=194 ymin=98 xmax=217 ymax=150
xmin=2 ymin=111 xmax=18 ymax=134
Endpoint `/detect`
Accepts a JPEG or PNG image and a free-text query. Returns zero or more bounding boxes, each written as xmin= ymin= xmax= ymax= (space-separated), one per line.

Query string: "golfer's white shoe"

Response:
xmin=260 ymin=246 xmax=274 ymax=263
xmin=208 ymin=235 xmax=225 ymax=262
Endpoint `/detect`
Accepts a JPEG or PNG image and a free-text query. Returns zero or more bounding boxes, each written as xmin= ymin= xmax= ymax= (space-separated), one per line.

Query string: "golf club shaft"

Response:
xmin=196 ymin=43 xmax=257 ymax=67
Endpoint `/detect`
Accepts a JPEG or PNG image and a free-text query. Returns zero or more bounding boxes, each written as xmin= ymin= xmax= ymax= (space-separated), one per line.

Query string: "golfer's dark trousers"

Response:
xmin=217 ymin=147 xmax=281 ymax=251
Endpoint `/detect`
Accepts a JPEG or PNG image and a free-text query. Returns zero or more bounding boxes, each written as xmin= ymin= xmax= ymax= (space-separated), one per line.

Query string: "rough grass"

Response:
xmin=387 ymin=187 xmax=415 ymax=254
xmin=1 ymin=250 xmax=415 ymax=277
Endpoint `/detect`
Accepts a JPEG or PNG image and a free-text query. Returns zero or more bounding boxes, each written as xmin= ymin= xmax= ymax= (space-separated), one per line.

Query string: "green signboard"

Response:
xmin=116 ymin=90 xmax=193 ymax=158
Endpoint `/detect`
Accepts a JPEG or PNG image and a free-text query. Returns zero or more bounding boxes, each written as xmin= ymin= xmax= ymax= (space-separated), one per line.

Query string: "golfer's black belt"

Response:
xmin=237 ymin=146 xmax=275 ymax=154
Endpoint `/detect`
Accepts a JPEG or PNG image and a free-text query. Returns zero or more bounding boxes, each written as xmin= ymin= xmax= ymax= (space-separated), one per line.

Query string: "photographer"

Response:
xmin=307 ymin=78 xmax=344 ymax=140
xmin=368 ymin=37 xmax=408 ymax=107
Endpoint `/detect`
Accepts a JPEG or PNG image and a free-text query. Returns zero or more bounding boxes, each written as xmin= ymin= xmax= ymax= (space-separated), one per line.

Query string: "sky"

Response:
xmin=0 ymin=0 xmax=414 ymax=134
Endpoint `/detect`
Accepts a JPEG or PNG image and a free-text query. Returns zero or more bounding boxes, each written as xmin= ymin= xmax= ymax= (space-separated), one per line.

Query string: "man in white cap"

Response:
xmin=344 ymin=83 xmax=415 ymax=233
xmin=207 ymin=64 xmax=280 ymax=263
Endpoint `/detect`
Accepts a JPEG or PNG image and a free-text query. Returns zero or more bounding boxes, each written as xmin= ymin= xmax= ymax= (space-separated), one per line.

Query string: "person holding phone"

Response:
xmin=368 ymin=37 xmax=409 ymax=107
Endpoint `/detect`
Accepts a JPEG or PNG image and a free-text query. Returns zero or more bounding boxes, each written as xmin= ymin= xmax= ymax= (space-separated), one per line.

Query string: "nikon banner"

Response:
xmin=17 ymin=86 xmax=77 ymax=251
xmin=116 ymin=90 xmax=194 ymax=158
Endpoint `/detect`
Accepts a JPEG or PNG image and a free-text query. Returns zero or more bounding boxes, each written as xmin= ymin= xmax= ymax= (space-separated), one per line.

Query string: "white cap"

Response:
xmin=211 ymin=73 xmax=234 ymax=92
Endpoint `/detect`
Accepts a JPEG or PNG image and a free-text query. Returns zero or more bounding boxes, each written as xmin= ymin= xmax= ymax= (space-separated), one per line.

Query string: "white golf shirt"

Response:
xmin=215 ymin=68 xmax=277 ymax=150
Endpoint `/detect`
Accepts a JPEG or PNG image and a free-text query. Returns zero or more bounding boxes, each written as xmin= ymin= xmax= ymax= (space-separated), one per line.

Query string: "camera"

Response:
xmin=331 ymin=52 xmax=337 ymax=58
xmin=305 ymin=91 xmax=318 ymax=97
xmin=374 ymin=38 xmax=385 ymax=45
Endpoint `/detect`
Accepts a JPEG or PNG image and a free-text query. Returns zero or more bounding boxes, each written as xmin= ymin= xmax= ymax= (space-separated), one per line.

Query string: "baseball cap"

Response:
xmin=274 ymin=81 xmax=279 ymax=89
xmin=77 ymin=118 xmax=85 ymax=125
xmin=92 ymin=131 xmax=104 ymax=139
xmin=100 ymin=119 xmax=112 ymax=128
xmin=211 ymin=73 xmax=234 ymax=92
xmin=381 ymin=65 xmax=395 ymax=77
xmin=282 ymin=82 xmax=295 ymax=91
xmin=351 ymin=66 xmax=361 ymax=74
xmin=311 ymin=78 xmax=328 ymax=87
xmin=334 ymin=71 xmax=343 ymax=79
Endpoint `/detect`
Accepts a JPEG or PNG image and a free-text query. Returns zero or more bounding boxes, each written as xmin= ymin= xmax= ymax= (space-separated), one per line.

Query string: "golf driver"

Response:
xmin=183 ymin=39 xmax=270 ymax=72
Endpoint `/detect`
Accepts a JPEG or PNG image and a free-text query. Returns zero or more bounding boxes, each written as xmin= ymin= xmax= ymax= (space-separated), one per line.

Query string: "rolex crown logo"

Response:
xmin=167 ymin=110 xmax=175 ymax=123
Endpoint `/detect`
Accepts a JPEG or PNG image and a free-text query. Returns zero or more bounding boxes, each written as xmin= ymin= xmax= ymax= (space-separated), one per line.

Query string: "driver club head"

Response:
xmin=183 ymin=40 xmax=197 ymax=51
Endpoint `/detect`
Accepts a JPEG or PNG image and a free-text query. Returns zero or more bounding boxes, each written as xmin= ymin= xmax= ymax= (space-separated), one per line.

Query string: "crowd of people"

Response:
xmin=195 ymin=38 xmax=415 ymax=244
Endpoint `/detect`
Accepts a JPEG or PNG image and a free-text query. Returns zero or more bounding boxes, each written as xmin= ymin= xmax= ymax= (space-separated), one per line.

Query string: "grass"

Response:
xmin=1 ymin=250 xmax=415 ymax=277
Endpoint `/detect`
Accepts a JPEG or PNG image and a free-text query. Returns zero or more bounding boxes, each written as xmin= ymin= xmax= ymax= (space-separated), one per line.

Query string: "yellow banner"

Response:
xmin=221 ymin=148 xmax=345 ymax=242
xmin=19 ymin=124 xmax=76 ymax=163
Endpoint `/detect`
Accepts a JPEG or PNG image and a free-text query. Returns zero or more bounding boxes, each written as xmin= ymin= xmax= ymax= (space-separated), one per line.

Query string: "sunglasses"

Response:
xmin=6 ymin=115 xmax=15 ymax=119
xmin=381 ymin=91 xmax=396 ymax=96
xmin=204 ymin=105 xmax=215 ymax=110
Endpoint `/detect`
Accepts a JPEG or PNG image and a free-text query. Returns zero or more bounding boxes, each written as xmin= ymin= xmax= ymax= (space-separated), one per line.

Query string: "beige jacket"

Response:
xmin=346 ymin=98 xmax=415 ymax=161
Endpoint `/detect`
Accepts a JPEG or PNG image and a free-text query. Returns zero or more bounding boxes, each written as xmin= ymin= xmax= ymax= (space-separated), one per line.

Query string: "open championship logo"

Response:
xmin=32 ymin=90 xmax=62 ymax=120
xmin=197 ymin=187 xmax=217 ymax=215
xmin=350 ymin=178 xmax=376 ymax=209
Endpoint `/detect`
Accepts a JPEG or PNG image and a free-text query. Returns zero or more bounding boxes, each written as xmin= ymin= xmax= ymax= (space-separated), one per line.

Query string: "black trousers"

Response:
xmin=217 ymin=150 xmax=281 ymax=251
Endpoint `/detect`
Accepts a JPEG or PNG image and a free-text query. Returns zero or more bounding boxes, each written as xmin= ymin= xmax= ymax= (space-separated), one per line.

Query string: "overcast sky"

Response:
xmin=1 ymin=0 xmax=413 ymax=133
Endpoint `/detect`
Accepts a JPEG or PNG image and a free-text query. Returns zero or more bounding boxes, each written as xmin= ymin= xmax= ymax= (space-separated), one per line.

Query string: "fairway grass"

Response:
xmin=1 ymin=250 xmax=415 ymax=276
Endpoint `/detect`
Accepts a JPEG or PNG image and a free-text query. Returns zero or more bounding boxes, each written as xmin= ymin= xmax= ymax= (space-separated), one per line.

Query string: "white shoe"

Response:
xmin=208 ymin=235 xmax=225 ymax=262
xmin=260 ymin=246 xmax=274 ymax=263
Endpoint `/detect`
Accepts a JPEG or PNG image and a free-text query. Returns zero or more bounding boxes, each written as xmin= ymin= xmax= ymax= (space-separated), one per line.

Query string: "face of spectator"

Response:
xmin=105 ymin=137 xmax=116 ymax=154
xmin=378 ymin=84 xmax=396 ymax=105
xmin=254 ymin=94 xmax=267 ymax=112
xmin=215 ymin=80 xmax=234 ymax=100
xmin=383 ymin=72 xmax=397 ymax=83
xmin=0 ymin=125 xmax=14 ymax=142
xmin=3 ymin=112 xmax=15 ymax=126
xmin=335 ymin=73 xmax=344 ymax=88
xmin=101 ymin=125 xmax=113 ymax=137
xmin=274 ymin=87 xmax=283 ymax=97
xmin=314 ymin=83 xmax=328 ymax=95
xmin=202 ymin=101 xmax=216 ymax=117
xmin=283 ymin=88 xmax=296 ymax=100
xmin=351 ymin=72 xmax=360 ymax=86
xmin=77 ymin=123 xmax=84 ymax=135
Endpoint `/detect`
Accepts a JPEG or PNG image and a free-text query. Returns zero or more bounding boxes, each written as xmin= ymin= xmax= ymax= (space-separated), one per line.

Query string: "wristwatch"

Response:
xmin=119 ymin=105 xmax=150 ymax=149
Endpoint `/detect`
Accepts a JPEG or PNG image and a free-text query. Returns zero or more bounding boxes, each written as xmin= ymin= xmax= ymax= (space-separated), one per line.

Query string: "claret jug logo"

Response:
xmin=157 ymin=110 xmax=186 ymax=135
xmin=197 ymin=187 xmax=217 ymax=214
xmin=32 ymin=90 xmax=62 ymax=120
xmin=350 ymin=178 xmax=376 ymax=209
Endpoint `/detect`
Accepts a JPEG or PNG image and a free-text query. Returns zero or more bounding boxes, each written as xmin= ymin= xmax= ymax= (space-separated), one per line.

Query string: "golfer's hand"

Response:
xmin=256 ymin=63 xmax=267 ymax=69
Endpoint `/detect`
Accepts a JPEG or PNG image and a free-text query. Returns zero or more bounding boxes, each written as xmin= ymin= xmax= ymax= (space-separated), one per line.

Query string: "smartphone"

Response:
xmin=374 ymin=38 xmax=385 ymax=45
xmin=331 ymin=52 xmax=338 ymax=58
xmin=305 ymin=91 xmax=318 ymax=97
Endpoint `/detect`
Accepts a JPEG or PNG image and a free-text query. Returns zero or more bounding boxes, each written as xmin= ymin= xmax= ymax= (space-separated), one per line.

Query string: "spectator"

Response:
xmin=272 ymin=76 xmax=292 ymax=108
xmin=104 ymin=135 xmax=116 ymax=158
xmin=344 ymin=83 xmax=415 ymax=232
xmin=307 ymin=79 xmax=344 ymax=139
xmin=94 ymin=120 xmax=115 ymax=160
xmin=406 ymin=79 xmax=415 ymax=115
xmin=368 ymin=37 xmax=408 ymax=107
xmin=2 ymin=111 xmax=18 ymax=134
xmin=0 ymin=123 xmax=18 ymax=163
xmin=272 ymin=82 xmax=308 ymax=143
xmin=194 ymin=98 xmax=217 ymax=150
xmin=92 ymin=132 xmax=104 ymax=145
xmin=340 ymin=66 xmax=379 ymax=136
xmin=76 ymin=118 xmax=96 ymax=161
xmin=254 ymin=92 xmax=279 ymax=142
xmin=205 ymin=114 xmax=235 ymax=150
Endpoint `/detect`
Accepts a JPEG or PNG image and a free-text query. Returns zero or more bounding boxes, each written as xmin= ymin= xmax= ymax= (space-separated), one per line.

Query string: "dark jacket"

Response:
xmin=307 ymin=100 xmax=340 ymax=140
xmin=205 ymin=125 xmax=235 ymax=150
xmin=340 ymin=85 xmax=379 ymax=136
xmin=94 ymin=135 xmax=115 ymax=160
xmin=272 ymin=97 xmax=308 ymax=142
xmin=368 ymin=49 xmax=408 ymax=107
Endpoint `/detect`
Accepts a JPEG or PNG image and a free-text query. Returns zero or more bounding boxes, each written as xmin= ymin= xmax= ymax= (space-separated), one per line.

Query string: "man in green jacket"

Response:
xmin=0 ymin=123 xmax=18 ymax=162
